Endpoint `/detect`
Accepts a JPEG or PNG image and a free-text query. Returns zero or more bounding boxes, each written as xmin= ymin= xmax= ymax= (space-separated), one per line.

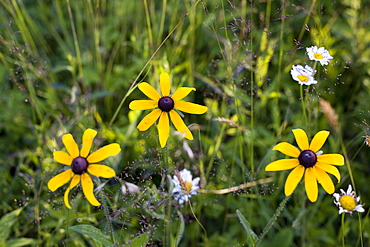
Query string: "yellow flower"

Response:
xmin=265 ymin=129 xmax=344 ymax=202
xmin=129 ymin=72 xmax=208 ymax=148
xmin=47 ymin=129 xmax=121 ymax=209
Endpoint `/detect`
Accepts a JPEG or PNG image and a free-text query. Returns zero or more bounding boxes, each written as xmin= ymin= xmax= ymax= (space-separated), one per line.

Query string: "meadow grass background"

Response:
xmin=0 ymin=0 xmax=369 ymax=246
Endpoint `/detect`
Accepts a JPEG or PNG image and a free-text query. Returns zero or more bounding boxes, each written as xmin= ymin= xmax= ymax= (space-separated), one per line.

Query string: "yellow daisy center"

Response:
xmin=182 ymin=182 xmax=193 ymax=194
xmin=314 ymin=53 xmax=323 ymax=59
xmin=297 ymin=75 xmax=309 ymax=82
xmin=339 ymin=195 xmax=357 ymax=211
xmin=72 ymin=157 xmax=89 ymax=174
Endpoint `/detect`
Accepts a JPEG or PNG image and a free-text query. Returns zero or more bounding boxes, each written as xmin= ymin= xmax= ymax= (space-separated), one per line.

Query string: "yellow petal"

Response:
xmin=284 ymin=165 xmax=304 ymax=196
xmin=315 ymin=167 xmax=335 ymax=194
xmin=160 ymin=72 xmax=171 ymax=96
xmin=304 ymin=167 xmax=318 ymax=202
xmin=53 ymin=151 xmax=73 ymax=165
xmin=315 ymin=162 xmax=341 ymax=182
xmin=273 ymin=142 xmax=300 ymax=158
xmin=175 ymin=102 xmax=208 ymax=115
xmin=87 ymin=143 xmax=121 ymax=163
xmin=265 ymin=159 xmax=300 ymax=171
xmin=309 ymin=130 xmax=330 ymax=152
xmin=80 ymin=129 xmax=97 ymax=158
xmin=292 ymin=129 xmax=309 ymax=151
xmin=171 ymin=87 xmax=196 ymax=101
xmin=138 ymin=82 xmax=161 ymax=101
xmin=137 ymin=109 xmax=162 ymax=131
xmin=317 ymin=154 xmax=344 ymax=166
xmin=169 ymin=110 xmax=193 ymax=140
xmin=62 ymin=133 xmax=79 ymax=158
xmin=88 ymin=164 xmax=116 ymax=178
xmin=47 ymin=169 xmax=74 ymax=192
xmin=81 ymin=173 xmax=101 ymax=207
xmin=129 ymin=100 xmax=158 ymax=110
xmin=64 ymin=175 xmax=80 ymax=209
xmin=158 ymin=112 xmax=170 ymax=148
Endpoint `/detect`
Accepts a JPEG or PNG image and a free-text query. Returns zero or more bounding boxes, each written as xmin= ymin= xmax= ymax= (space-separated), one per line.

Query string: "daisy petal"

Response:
xmin=137 ymin=109 xmax=162 ymax=131
xmin=265 ymin=159 xmax=300 ymax=171
xmin=129 ymin=100 xmax=158 ymax=110
xmin=315 ymin=162 xmax=341 ymax=182
xmin=158 ymin=112 xmax=170 ymax=148
xmin=80 ymin=129 xmax=97 ymax=158
xmin=292 ymin=129 xmax=309 ymax=150
xmin=87 ymin=143 xmax=121 ymax=163
xmin=309 ymin=130 xmax=330 ymax=152
xmin=273 ymin=142 xmax=300 ymax=157
xmin=315 ymin=167 xmax=335 ymax=194
xmin=317 ymin=154 xmax=344 ymax=166
xmin=284 ymin=165 xmax=305 ymax=196
xmin=175 ymin=102 xmax=208 ymax=114
xmin=64 ymin=175 xmax=80 ymax=209
xmin=47 ymin=169 xmax=74 ymax=192
xmin=53 ymin=151 xmax=73 ymax=165
xmin=62 ymin=134 xmax=79 ymax=158
xmin=160 ymin=72 xmax=171 ymax=96
xmin=305 ymin=167 xmax=318 ymax=202
xmin=138 ymin=82 xmax=161 ymax=101
xmin=169 ymin=110 xmax=193 ymax=140
xmin=88 ymin=164 xmax=116 ymax=178
xmin=81 ymin=173 xmax=101 ymax=207
xmin=171 ymin=87 xmax=196 ymax=101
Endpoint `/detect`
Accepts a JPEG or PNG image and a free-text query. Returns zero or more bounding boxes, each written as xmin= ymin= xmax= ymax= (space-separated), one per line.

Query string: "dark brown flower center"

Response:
xmin=72 ymin=157 xmax=89 ymax=174
xmin=158 ymin=96 xmax=174 ymax=112
xmin=298 ymin=150 xmax=317 ymax=168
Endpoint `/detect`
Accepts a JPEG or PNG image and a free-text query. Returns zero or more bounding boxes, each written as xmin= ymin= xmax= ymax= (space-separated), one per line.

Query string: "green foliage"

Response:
xmin=0 ymin=0 xmax=369 ymax=246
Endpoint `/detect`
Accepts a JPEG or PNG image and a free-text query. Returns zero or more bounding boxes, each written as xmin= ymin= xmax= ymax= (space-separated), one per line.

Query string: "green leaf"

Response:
xmin=175 ymin=211 xmax=185 ymax=246
xmin=236 ymin=210 xmax=258 ymax=246
xmin=69 ymin=225 xmax=114 ymax=246
xmin=0 ymin=208 xmax=23 ymax=242
xmin=127 ymin=231 xmax=150 ymax=247
xmin=5 ymin=238 xmax=36 ymax=247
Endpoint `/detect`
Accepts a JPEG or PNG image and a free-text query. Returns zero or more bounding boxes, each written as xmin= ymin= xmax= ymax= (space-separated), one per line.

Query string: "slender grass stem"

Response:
xmin=341 ymin=213 xmax=345 ymax=247
xmin=189 ymin=200 xmax=208 ymax=247
xmin=97 ymin=179 xmax=115 ymax=244
xmin=255 ymin=195 xmax=291 ymax=246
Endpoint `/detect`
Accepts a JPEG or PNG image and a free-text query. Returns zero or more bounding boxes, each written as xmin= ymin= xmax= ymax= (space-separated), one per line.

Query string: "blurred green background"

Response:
xmin=0 ymin=0 xmax=369 ymax=246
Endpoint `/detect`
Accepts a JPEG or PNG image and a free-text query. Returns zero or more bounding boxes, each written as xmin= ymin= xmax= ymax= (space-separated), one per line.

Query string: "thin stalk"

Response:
xmin=255 ymin=195 xmax=291 ymax=246
xmin=98 ymin=179 xmax=115 ymax=244
xmin=341 ymin=213 xmax=345 ymax=247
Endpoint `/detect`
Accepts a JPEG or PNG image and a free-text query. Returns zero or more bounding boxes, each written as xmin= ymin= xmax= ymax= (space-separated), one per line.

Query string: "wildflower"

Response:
xmin=363 ymin=135 xmax=370 ymax=147
xmin=172 ymin=168 xmax=200 ymax=204
xmin=265 ymin=129 xmax=344 ymax=202
xmin=306 ymin=46 xmax=333 ymax=66
xmin=129 ymin=72 xmax=208 ymax=148
xmin=48 ymin=129 xmax=121 ymax=209
xmin=333 ymin=185 xmax=365 ymax=215
xmin=290 ymin=65 xmax=317 ymax=86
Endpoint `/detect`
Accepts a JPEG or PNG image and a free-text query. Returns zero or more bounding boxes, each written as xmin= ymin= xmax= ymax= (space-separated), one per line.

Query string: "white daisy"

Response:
xmin=306 ymin=46 xmax=333 ymax=66
xmin=172 ymin=168 xmax=200 ymax=204
xmin=290 ymin=65 xmax=317 ymax=86
xmin=333 ymin=184 xmax=365 ymax=215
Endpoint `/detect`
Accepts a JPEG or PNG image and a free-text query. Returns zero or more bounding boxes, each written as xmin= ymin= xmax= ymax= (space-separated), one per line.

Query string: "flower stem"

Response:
xmin=98 ymin=179 xmax=115 ymax=244
xmin=341 ymin=213 xmax=345 ymax=247
xmin=255 ymin=195 xmax=291 ymax=246
xmin=300 ymin=85 xmax=307 ymax=127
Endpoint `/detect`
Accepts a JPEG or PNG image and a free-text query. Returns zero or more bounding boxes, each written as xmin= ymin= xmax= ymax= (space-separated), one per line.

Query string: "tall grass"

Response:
xmin=0 ymin=0 xmax=369 ymax=246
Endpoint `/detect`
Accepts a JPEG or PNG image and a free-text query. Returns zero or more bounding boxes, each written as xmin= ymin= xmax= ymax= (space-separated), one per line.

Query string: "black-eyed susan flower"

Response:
xmin=333 ymin=184 xmax=365 ymax=215
xmin=306 ymin=46 xmax=333 ymax=66
xmin=48 ymin=129 xmax=121 ymax=209
xmin=290 ymin=65 xmax=317 ymax=86
xmin=172 ymin=168 xmax=200 ymax=204
xmin=129 ymin=72 xmax=208 ymax=148
xmin=266 ymin=129 xmax=344 ymax=202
